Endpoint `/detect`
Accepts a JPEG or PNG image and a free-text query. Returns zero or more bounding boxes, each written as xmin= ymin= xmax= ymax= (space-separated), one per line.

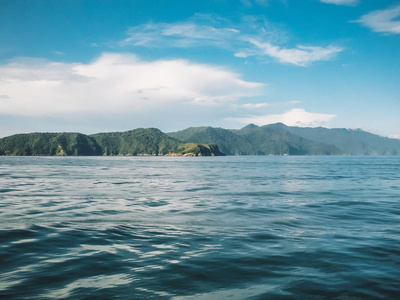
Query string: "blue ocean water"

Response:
xmin=0 ymin=156 xmax=399 ymax=299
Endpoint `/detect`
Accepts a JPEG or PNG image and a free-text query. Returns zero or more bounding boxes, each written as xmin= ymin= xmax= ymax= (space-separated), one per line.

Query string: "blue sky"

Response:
xmin=1 ymin=0 xmax=399 ymax=138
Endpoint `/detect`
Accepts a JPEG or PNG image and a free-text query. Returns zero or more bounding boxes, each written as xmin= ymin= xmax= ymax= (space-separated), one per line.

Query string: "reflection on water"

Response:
xmin=0 ymin=156 xmax=400 ymax=299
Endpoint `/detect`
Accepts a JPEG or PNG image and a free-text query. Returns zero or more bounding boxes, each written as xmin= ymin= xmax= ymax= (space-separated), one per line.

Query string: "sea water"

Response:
xmin=0 ymin=156 xmax=399 ymax=299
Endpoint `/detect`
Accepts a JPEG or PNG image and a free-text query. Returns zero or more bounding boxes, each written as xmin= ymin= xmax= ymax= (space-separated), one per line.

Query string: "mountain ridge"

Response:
xmin=1 ymin=124 xmax=399 ymax=156
xmin=0 ymin=128 xmax=224 ymax=156
xmin=168 ymin=123 xmax=400 ymax=156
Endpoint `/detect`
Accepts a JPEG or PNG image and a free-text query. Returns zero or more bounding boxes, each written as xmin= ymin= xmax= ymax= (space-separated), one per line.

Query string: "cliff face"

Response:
xmin=175 ymin=143 xmax=224 ymax=156
xmin=0 ymin=129 xmax=225 ymax=156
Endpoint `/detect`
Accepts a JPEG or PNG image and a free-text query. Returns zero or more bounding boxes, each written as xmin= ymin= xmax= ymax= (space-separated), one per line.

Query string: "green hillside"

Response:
xmin=168 ymin=126 xmax=254 ymax=155
xmin=91 ymin=128 xmax=182 ymax=156
xmin=0 ymin=128 xmax=224 ymax=156
xmin=266 ymin=123 xmax=400 ymax=155
xmin=233 ymin=124 xmax=343 ymax=155
xmin=169 ymin=124 xmax=343 ymax=155
xmin=0 ymin=132 xmax=102 ymax=156
xmin=2 ymin=124 xmax=398 ymax=156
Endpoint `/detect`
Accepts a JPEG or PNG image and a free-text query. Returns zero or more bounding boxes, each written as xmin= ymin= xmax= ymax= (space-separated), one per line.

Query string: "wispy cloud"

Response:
xmin=244 ymin=39 xmax=343 ymax=66
xmin=122 ymin=16 xmax=343 ymax=66
xmin=123 ymin=21 xmax=239 ymax=49
xmin=233 ymin=108 xmax=336 ymax=127
xmin=356 ymin=5 xmax=400 ymax=34
xmin=241 ymin=103 xmax=269 ymax=109
xmin=320 ymin=0 xmax=358 ymax=6
xmin=0 ymin=53 xmax=263 ymax=117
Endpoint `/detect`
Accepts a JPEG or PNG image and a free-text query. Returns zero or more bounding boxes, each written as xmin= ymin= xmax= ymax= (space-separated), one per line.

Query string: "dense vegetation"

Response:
xmin=169 ymin=124 xmax=343 ymax=155
xmin=2 ymin=124 xmax=399 ymax=156
xmin=176 ymin=143 xmax=224 ymax=156
xmin=168 ymin=126 xmax=254 ymax=155
xmin=91 ymin=128 xmax=182 ymax=156
xmin=274 ymin=123 xmax=400 ymax=155
xmin=0 ymin=128 xmax=223 ymax=156
xmin=0 ymin=132 xmax=102 ymax=156
xmin=169 ymin=123 xmax=400 ymax=155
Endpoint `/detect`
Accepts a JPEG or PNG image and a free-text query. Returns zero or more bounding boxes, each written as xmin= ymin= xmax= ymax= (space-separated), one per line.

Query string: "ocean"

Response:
xmin=0 ymin=156 xmax=399 ymax=299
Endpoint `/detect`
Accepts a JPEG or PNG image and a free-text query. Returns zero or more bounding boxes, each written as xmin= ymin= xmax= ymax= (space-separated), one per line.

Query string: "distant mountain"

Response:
xmin=0 ymin=128 xmax=224 ymax=156
xmin=169 ymin=123 xmax=400 ymax=155
xmin=2 ymin=124 xmax=398 ymax=156
xmin=264 ymin=123 xmax=400 ymax=155
xmin=169 ymin=124 xmax=343 ymax=155
xmin=232 ymin=124 xmax=343 ymax=155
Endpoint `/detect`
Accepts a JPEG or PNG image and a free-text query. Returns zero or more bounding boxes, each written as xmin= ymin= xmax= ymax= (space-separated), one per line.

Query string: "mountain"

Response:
xmin=0 ymin=128 xmax=224 ymax=156
xmin=169 ymin=123 xmax=400 ymax=155
xmin=168 ymin=126 xmax=254 ymax=155
xmin=264 ymin=123 xmax=400 ymax=155
xmin=0 ymin=132 xmax=102 ymax=156
xmin=90 ymin=128 xmax=224 ymax=156
xmin=169 ymin=124 xmax=343 ymax=155
xmin=232 ymin=124 xmax=343 ymax=155
xmin=2 ymin=125 xmax=398 ymax=156
xmin=91 ymin=128 xmax=181 ymax=156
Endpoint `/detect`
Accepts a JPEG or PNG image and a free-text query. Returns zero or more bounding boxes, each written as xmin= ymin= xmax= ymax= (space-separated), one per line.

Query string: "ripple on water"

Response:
xmin=0 ymin=156 xmax=400 ymax=299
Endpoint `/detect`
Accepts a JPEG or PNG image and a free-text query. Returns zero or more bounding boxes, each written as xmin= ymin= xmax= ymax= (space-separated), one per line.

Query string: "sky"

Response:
xmin=0 ymin=0 xmax=399 ymax=138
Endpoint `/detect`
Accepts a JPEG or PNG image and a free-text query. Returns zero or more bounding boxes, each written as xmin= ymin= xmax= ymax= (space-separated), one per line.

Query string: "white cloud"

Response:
xmin=356 ymin=5 xmax=400 ymax=34
xmin=0 ymin=53 xmax=263 ymax=117
xmin=234 ymin=51 xmax=251 ymax=58
xmin=122 ymin=17 xmax=343 ymax=66
xmin=246 ymin=39 xmax=343 ymax=66
xmin=233 ymin=108 xmax=336 ymax=127
xmin=320 ymin=0 xmax=358 ymax=6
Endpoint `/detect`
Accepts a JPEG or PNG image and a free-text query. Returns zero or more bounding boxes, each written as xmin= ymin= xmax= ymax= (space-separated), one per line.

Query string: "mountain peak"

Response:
xmin=241 ymin=123 xmax=259 ymax=130
xmin=264 ymin=122 xmax=287 ymax=128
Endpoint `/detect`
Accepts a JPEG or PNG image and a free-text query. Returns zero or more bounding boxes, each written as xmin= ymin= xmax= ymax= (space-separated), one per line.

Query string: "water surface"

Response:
xmin=1 ymin=156 xmax=399 ymax=299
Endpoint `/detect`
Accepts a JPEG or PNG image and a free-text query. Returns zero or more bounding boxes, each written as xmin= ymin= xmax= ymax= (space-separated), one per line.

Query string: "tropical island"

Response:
xmin=1 ymin=123 xmax=400 ymax=156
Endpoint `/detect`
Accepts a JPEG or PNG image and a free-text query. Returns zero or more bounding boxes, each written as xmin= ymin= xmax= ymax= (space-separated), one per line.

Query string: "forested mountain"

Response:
xmin=168 ymin=126 xmax=254 ymax=155
xmin=91 ymin=128 xmax=181 ymax=156
xmin=169 ymin=123 xmax=400 ymax=155
xmin=267 ymin=123 xmax=400 ymax=155
xmin=0 ymin=128 xmax=224 ymax=156
xmin=1 ymin=124 xmax=399 ymax=156
xmin=233 ymin=124 xmax=343 ymax=155
xmin=0 ymin=132 xmax=102 ymax=156
xmin=169 ymin=124 xmax=343 ymax=155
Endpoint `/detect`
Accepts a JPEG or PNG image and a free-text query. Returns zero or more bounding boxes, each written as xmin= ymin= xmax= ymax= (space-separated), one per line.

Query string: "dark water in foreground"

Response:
xmin=0 ymin=156 xmax=399 ymax=299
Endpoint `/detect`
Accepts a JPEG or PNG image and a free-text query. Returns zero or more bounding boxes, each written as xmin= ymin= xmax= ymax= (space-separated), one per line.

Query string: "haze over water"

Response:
xmin=1 ymin=156 xmax=399 ymax=299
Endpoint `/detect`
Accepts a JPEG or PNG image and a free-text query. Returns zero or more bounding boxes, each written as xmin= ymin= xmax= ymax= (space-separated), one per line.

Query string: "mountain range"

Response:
xmin=168 ymin=123 xmax=400 ymax=156
xmin=0 ymin=124 xmax=399 ymax=156
xmin=0 ymin=128 xmax=223 ymax=156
